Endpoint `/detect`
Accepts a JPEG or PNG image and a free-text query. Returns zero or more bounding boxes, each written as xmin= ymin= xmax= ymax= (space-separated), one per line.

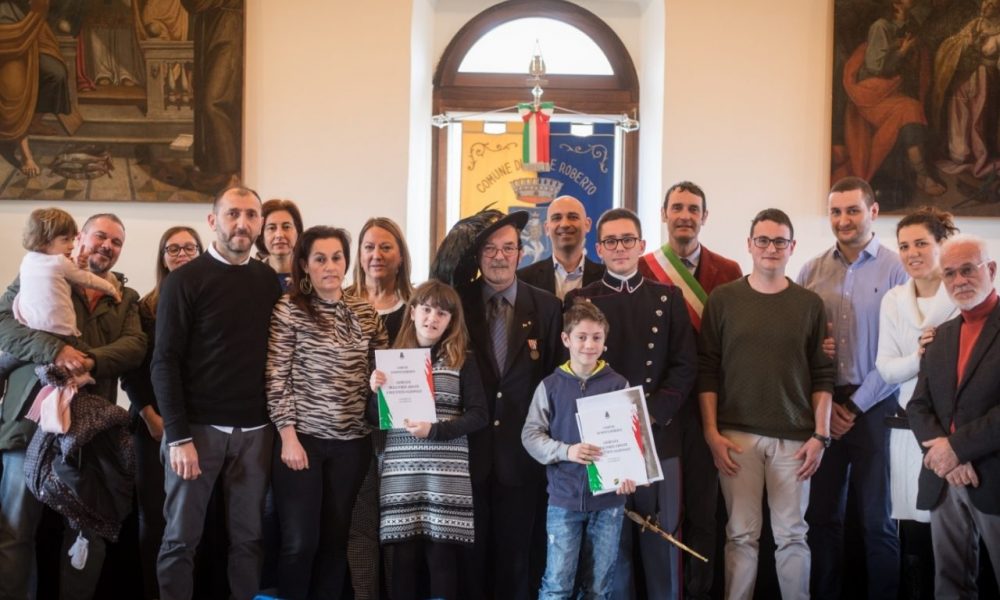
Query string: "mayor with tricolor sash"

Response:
xmin=638 ymin=181 xmax=742 ymax=600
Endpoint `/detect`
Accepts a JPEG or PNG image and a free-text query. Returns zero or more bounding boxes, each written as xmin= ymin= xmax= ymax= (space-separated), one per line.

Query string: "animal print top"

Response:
xmin=266 ymin=293 xmax=388 ymax=440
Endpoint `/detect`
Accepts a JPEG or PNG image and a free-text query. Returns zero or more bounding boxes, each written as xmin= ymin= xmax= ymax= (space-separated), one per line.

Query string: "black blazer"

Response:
xmin=516 ymin=256 xmax=604 ymax=297
xmin=459 ymin=279 xmax=563 ymax=486
xmin=908 ymin=303 xmax=1000 ymax=515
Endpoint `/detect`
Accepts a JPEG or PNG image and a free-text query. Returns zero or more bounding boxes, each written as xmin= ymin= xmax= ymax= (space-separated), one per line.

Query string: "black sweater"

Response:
xmin=152 ymin=252 xmax=282 ymax=443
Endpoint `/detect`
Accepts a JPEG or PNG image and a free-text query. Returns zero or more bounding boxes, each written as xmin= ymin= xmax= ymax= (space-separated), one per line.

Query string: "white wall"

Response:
xmin=2 ymin=0 xmax=998 ymax=299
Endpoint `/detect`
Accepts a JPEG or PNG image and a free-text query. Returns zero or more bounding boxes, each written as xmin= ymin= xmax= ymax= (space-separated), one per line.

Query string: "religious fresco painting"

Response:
xmin=834 ymin=0 xmax=1000 ymax=215
xmin=0 ymin=0 xmax=244 ymax=203
xmin=460 ymin=120 xmax=616 ymax=267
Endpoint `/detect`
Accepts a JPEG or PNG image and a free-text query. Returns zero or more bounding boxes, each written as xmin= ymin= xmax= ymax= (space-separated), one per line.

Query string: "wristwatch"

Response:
xmin=811 ymin=432 xmax=832 ymax=448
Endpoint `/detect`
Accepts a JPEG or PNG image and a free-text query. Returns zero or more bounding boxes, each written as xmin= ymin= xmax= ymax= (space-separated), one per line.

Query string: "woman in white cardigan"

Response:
xmin=875 ymin=206 xmax=959 ymax=597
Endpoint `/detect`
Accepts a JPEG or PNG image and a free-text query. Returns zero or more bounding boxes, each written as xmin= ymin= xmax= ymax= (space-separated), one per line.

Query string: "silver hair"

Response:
xmin=941 ymin=233 xmax=991 ymax=263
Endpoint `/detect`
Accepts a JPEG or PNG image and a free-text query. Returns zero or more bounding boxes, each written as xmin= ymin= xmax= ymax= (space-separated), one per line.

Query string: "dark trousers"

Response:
xmin=157 ymin=424 xmax=273 ymax=600
xmin=462 ymin=477 xmax=547 ymax=600
xmin=899 ymin=520 xmax=934 ymax=600
xmin=0 ymin=449 xmax=106 ymax=600
xmin=930 ymin=484 xmax=1000 ymax=599
xmin=613 ymin=456 xmax=682 ymax=600
xmin=272 ymin=432 xmax=370 ymax=600
xmin=133 ymin=424 xmax=166 ymax=600
xmin=390 ymin=538 xmax=460 ymax=600
xmin=679 ymin=402 xmax=719 ymax=600
xmin=807 ymin=397 xmax=899 ymax=600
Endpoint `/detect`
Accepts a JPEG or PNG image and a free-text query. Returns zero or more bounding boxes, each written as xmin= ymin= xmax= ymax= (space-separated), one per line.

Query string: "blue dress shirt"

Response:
xmin=796 ymin=235 xmax=908 ymax=412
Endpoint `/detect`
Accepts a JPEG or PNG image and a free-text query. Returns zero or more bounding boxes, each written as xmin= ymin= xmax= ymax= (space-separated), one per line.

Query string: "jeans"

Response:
xmin=807 ymin=398 xmax=899 ymax=600
xmin=540 ymin=504 xmax=623 ymax=600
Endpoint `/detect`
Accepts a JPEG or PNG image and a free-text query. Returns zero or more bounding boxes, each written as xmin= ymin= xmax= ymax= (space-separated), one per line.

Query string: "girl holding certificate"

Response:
xmin=266 ymin=226 xmax=389 ymax=600
xmin=369 ymin=280 xmax=488 ymax=600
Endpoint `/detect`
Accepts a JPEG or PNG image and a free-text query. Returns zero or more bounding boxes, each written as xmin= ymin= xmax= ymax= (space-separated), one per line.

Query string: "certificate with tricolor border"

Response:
xmin=375 ymin=349 xmax=437 ymax=430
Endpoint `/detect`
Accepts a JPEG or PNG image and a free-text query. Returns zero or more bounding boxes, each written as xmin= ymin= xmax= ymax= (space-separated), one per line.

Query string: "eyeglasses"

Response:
xmin=599 ymin=237 xmax=639 ymax=250
xmin=164 ymin=243 xmax=200 ymax=257
xmin=482 ymin=245 xmax=519 ymax=258
xmin=942 ymin=261 xmax=988 ymax=282
xmin=751 ymin=236 xmax=792 ymax=250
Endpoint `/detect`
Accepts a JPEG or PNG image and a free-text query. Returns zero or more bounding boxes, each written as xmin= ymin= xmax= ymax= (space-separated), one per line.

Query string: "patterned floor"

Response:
xmin=0 ymin=142 xmax=210 ymax=203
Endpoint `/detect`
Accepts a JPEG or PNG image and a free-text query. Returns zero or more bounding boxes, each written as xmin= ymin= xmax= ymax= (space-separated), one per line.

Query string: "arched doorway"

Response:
xmin=430 ymin=0 xmax=640 ymax=250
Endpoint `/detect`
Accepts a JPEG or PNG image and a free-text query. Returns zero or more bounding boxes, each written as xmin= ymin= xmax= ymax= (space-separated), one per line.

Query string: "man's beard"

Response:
xmin=220 ymin=229 xmax=254 ymax=254
xmin=87 ymin=248 xmax=114 ymax=274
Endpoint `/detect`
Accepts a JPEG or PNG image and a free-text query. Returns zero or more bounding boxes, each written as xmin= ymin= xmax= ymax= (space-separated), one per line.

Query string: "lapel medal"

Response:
xmin=528 ymin=338 xmax=540 ymax=360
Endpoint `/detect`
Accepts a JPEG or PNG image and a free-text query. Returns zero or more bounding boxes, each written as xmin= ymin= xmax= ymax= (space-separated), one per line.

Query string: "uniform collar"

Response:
xmin=602 ymin=269 xmax=644 ymax=293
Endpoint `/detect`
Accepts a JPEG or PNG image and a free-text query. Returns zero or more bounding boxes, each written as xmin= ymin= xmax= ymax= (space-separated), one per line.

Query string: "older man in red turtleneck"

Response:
xmin=908 ymin=233 xmax=1000 ymax=598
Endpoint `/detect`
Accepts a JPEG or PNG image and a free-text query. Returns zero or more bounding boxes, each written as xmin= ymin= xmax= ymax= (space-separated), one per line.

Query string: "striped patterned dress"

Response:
xmin=379 ymin=358 xmax=476 ymax=545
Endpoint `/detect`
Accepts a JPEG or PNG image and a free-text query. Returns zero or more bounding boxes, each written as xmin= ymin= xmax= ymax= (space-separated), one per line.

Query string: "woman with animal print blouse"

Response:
xmin=265 ymin=225 xmax=388 ymax=600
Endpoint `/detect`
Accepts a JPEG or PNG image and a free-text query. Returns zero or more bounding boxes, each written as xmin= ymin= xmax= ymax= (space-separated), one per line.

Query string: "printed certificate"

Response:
xmin=576 ymin=386 xmax=664 ymax=494
xmin=375 ymin=348 xmax=436 ymax=430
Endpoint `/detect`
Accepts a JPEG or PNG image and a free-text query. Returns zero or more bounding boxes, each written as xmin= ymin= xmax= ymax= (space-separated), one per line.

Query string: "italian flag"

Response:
xmin=519 ymin=101 xmax=554 ymax=171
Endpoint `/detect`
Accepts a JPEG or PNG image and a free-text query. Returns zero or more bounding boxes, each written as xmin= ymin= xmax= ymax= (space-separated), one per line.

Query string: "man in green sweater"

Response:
xmin=697 ymin=208 xmax=834 ymax=600
xmin=0 ymin=213 xmax=146 ymax=600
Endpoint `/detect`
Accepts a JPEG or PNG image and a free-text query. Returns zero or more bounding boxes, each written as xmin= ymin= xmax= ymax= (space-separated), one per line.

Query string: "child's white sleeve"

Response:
xmin=59 ymin=256 xmax=119 ymax=297
xmin=521 ymin=381 xmax=571 ymax=465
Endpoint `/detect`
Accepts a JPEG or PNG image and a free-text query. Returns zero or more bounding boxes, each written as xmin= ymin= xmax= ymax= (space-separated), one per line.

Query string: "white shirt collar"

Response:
xmin=208 ymin=242 xmax=252 ymax=266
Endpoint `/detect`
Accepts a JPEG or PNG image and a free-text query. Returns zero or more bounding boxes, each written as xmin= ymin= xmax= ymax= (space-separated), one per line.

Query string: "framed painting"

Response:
xmin=0 ymin=0 xmax=244 ymax=203
xmin=832 ymin=0 xmax=1000 ymax=215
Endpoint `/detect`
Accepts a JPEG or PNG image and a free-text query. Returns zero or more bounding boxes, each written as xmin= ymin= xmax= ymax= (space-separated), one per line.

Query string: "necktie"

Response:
xmin=681 ymin=257 xmax=695 ymax=272
xmin=489 ymin=295 xmax=509 ymax=374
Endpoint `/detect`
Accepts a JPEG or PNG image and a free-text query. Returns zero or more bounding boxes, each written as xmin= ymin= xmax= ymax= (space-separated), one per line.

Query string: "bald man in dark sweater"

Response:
xmin=152 ymin=187 xmax=282 ymax=600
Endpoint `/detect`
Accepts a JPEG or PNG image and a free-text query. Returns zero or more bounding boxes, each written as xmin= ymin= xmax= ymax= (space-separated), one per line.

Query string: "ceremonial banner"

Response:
xmin=458 ymin=121 xmax=618 ymax=268
xmin=459 ymin=121 xmax=534 ymax=218
xmin=375 ymin=349 xmax=436 ymax=430
xmin=539 ymin=122 xmax=617 ymax=265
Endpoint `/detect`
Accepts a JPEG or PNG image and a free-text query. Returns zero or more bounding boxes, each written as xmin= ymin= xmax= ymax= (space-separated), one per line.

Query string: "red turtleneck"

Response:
xmin=952 ymin=290 xmax=999 ymax=432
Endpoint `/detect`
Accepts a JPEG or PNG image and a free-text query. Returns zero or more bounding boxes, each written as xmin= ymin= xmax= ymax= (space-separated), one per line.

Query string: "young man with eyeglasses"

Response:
xmin=455 ymin=211 xmax=563 ymax=600
xmin=907 ymin=234 xmax=1000 ymax=598
xmin=566 ymin=208 xmax=697 ymax=600
xmin=699 ymin=208 xmax=834 ymax=600
xmin=796 ymin=176 xmax=907 ymax=600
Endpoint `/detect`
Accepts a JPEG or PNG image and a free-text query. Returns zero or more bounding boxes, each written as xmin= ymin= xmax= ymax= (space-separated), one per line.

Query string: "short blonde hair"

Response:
xmin=23 ymin=208 xmax=78 ymax=251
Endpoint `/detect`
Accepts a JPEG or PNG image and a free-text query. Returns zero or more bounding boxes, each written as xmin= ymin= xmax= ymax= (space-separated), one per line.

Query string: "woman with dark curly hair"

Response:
xmin=266 ymin=226 xmax=388 ymax=600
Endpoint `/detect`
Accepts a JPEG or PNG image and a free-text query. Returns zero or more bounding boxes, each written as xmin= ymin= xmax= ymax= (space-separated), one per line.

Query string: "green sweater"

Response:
xmin=0 ymin=273 xmax=146 ymax=451
xmin=697 ymin=277 xmax=835 ymax=441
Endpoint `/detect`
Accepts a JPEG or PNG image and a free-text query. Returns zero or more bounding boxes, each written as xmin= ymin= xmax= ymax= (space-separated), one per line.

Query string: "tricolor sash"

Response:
xmin=641 ymin=244 xmax=707 ymax=331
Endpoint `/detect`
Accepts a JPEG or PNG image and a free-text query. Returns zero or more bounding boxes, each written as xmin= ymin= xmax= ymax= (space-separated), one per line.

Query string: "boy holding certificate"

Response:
xmin=522 ymin=302 xmax=637 ymax=599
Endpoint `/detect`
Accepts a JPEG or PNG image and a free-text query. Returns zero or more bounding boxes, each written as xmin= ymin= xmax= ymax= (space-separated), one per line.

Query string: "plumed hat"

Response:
xmin=430 ymin=208 xmax=529 ymax=287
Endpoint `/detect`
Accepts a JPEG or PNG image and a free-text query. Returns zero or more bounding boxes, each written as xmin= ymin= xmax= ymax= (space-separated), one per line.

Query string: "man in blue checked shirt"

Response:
xmin=796 ymin=176 xmax=908 ymax=600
